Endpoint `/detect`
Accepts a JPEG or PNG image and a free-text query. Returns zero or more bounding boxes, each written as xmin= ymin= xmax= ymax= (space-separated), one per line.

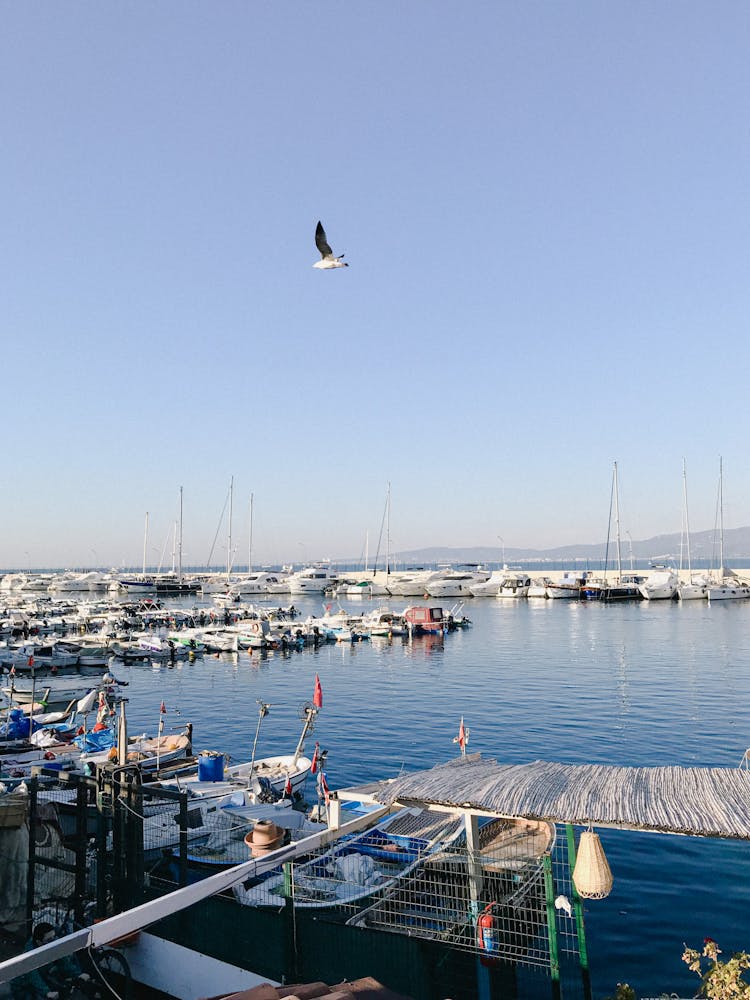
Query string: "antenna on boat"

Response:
xmin=292 ymin=701 xmax=318 ymax=766
xmin=249 ymin=700 xmax=271 ymax=776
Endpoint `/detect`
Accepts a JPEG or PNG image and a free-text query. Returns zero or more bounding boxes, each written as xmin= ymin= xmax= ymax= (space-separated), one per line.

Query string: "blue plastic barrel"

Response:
xmin=198 ymin=752 xmax=225 ymax=782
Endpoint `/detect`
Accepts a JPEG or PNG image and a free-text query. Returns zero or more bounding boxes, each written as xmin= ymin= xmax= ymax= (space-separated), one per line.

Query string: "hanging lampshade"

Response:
xmin=572 ymin=829 xmax=613 ymax=899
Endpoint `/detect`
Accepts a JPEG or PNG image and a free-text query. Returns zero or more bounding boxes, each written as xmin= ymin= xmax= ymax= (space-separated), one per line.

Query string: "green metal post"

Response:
xmin=542 ymin=852 xmax=560 ymax=984
xmin=565 ymin=824 xmax=589 ymax=970
xmin=566 ymin=823 xmax=592 ymax=1000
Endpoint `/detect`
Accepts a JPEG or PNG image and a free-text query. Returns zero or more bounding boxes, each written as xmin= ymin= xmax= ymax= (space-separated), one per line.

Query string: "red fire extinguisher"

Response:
xmin=477 ymin=901 xmax=498 ymax=964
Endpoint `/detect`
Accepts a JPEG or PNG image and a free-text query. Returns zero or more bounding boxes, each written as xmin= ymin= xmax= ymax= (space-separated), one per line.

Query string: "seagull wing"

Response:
xmin=315 ymin=221 xmax=333 ymax=258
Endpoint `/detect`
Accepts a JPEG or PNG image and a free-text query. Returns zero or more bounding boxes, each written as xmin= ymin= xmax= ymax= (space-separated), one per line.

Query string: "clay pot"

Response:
xmin=244 ymin=820 xmax=284 ymax=857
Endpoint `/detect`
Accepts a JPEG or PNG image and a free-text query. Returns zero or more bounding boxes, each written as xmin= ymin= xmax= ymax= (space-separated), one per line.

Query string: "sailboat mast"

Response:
xmin=613 ymin=462 xmax=623 ymax=579
xmin=719 ymin=456 xmax=725 ymax=578
xmin=178 ymin=486 xmax=184 ymax=584
xmin=142 ymin=512 xmax=149 ymax=576
xmin=386 ymin=481 xmax=391 ymax=577
xmin=682 ymin=458 xmax=692 ymax=577
xmin=227 ymin=476 xmax=234 ymax=577
xmin=248 ymin=493 xmax=254 ymax=573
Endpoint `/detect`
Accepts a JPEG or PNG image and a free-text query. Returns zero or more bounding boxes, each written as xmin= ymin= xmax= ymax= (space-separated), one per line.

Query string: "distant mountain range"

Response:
xmin=388 ymin=526 xmax=750 ymax=566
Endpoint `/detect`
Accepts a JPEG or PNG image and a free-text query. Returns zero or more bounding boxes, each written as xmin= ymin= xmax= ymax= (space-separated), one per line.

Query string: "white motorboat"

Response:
xmin=341 ymin=579 xmax=390 ymax=598
xmin=48 ymin=572 xmax=105 ymax=593
xmin=287 ymin=565 xmax=339 ymax=594
xmin=227 ymin=572 xmax=291 ymax=596
xmin=497 ymin=572 xmax=531 ymax=598
xmin=638 ymin=567 xmax=678 ymax=600
xmin=385 ymin=571 xmax=442 ymax=596
xmin=425 ymin=569 xmax=489 ymax=598
xmin=527 ymin=578 xmax=551 ymax=599
xmin=2 ymin=677 xmax=109 ymax=708
xmin=545 ymin=572 xmax=586 ymax=599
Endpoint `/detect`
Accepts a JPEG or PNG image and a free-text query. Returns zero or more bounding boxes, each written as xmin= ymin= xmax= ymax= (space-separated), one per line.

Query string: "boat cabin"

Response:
xmin=403 ymin=606 xmax=445 ymax=633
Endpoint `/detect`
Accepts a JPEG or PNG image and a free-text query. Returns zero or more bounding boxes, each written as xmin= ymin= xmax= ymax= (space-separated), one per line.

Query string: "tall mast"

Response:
xmin=613 ymin=462 xmax=623 ymax=579
xmin=227 ymin=476 xmax=234 ymax=577
xmin=386 ymin=481 xmax=391 ymax=576
xmin=682 ymin=458 xmax=692 ymax=577
xmin=248 ymin=493 xmax=254 ymax=573
xmin=142 ymin=512 xmax=149 ymax=576
xmin=718 ymin=456 xmax=725 ymax=579
xmin=178 ymin=486 xmax=184 ymax=584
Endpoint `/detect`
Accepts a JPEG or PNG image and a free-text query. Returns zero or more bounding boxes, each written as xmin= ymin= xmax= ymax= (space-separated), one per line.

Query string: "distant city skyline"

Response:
xmin=2 ymin=4 xmax=749 ymax=568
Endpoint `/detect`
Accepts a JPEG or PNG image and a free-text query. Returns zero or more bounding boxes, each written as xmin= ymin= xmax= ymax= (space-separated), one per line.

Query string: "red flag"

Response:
xmin=27 ymin=655 xmax=34 ymax=668
xmin=313 ymin=674 xmax=323 ymax=709
xmin=160 ymin=700 xmax=166 ymax=714
xmin=9 ymin=665 xmax=15 ymax=677
xmin=453 ymin=717 xmax=467 ymax=752
xmin=310 ymin=742 xmax=320 ymax=775
xmin=284 ymin=774 xmax=293 ymax=797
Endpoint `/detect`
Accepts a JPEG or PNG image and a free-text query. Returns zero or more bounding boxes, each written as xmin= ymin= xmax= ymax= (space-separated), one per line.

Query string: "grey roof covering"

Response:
xmin=363 ymin=755 xmax=750 ymax=839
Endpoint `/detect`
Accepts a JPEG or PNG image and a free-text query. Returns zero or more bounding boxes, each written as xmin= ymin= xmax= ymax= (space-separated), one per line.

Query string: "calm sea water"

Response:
xmin=115 ymin=594 xmax=750 ymax=998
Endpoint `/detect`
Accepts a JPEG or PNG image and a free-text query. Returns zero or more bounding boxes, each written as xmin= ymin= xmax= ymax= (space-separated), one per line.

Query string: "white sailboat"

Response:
xmin=585 ymin=462 xmax=642 ymax=600
xmin=676 ymin=459 xmax=708 ymax=601
xmin=707 ymin=457 xmax=750 ymax=601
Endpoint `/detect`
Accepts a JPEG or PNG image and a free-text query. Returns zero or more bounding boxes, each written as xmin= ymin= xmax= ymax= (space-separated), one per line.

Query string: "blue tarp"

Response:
xmin=73 ymin=729 xmax=115 ymax=752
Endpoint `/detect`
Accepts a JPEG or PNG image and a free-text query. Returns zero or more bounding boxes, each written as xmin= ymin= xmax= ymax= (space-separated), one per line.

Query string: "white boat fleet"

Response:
xmin=3 ymin=558 xmax=750 ymax=611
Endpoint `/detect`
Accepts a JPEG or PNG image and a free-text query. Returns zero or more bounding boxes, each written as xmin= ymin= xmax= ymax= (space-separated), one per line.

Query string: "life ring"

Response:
xmin=251 ymin=622 xmax=260 ymax=633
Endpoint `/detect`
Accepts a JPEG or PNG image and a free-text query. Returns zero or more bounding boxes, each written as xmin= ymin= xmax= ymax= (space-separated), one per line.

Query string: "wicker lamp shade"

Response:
xmin=572 ymin=830 xmax=613 ymax=899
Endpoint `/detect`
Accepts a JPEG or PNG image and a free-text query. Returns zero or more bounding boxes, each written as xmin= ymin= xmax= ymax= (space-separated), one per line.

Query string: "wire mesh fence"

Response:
xmin=230 ymin=808 xmax=584 ymax=975
xmin=2 ymin=772 xmax=588 ymax=996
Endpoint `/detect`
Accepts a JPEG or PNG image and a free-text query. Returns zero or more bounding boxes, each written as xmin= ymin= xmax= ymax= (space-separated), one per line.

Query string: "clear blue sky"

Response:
xmin=2 ymin=2 xmax=749 ymax=569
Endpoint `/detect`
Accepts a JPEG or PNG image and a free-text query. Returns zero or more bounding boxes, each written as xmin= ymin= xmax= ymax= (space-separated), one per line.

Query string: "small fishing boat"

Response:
xmin=233 ymin=806 xmax=464 ymax=908
xmin=402 ymin=606 xmax=448 ymax=634
xmin=346 ymin=816 xmax=556 ymax=952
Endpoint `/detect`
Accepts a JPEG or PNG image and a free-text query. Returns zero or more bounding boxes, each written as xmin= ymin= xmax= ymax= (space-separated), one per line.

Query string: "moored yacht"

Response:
xmin=497 ymin=571 xmax=531 ymax=598
xmin=676 ymin=575 xmax=709 ymax=600
xmin=425 ymin=568 xmax=489 ymax=598
xmin=638 ymin=567 xmax=678 ymax=601
xmin=545 ymin=572 xmax=586 ymax=599
xmin=707 ymin=572 xmax=750 ymax=602
xmin=469 ymin=569 xmax=510 ymax=597
xmin=287 ymin=565 xmax=339 ymax=594
xmin=385 ymin=570 xmax=442 ymax=597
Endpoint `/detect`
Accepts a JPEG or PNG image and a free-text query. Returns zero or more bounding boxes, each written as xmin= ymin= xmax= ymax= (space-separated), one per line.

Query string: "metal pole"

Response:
xmin=543 ymin=852 xmax=560 ymax=986
xmin=292 ymin=706 xmax=316 ymax=766
xmin=25 ymin=777 xmax=38 ymax=939
xmin=74 ymin=778 xmax=88 ymax=926
xmin=566 ymin=823 xmax=590 ymax=974
xmin=179 ymin=792 xmax=188 ymax=888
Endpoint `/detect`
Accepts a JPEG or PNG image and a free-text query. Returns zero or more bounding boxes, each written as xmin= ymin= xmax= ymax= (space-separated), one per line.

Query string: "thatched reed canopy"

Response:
xmin=354 ymin=755 xmax=750 ymax=839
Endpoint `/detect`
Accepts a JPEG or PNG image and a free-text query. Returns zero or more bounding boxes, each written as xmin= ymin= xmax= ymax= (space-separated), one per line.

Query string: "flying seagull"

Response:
xmin=313 ymin=221 xmax=349 ymax=269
